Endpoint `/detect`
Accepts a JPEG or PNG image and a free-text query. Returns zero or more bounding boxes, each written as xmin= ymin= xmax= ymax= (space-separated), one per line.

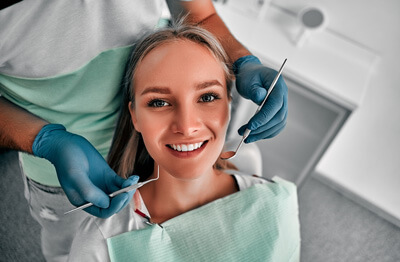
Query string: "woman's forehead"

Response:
xmin=140 ymin=39 xmax=216 ymax=67
xmin=134 ymin=40 xmax=225 ymax=88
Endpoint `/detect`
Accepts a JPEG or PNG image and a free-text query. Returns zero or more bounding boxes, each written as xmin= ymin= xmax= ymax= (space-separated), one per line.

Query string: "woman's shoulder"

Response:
xmin=68 ymin=202 xmax=145 ymax=261
xmin=88 ymin=202 xmax=147 ymax=238
xmin=74 ymin=204 xmax=135 ymax=240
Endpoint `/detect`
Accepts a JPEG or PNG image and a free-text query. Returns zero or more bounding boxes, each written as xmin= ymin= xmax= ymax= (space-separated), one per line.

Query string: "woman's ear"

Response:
xmin=128 ymin=101 xmax=140 ymax=132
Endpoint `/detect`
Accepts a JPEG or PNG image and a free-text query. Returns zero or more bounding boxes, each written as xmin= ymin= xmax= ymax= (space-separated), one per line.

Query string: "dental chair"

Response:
xmin=225 ymin=86 xmax=263 ymax=177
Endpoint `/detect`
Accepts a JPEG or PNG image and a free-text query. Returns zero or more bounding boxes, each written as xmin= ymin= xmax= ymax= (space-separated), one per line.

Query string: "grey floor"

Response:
xmin=1 ymin=149 xmax=400 ymax=262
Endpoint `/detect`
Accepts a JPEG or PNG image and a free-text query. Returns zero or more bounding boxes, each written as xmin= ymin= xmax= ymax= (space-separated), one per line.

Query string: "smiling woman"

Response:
xmin=107 ymin=20 xmax=235 ymax=182
xmin=130 ymin=39 xmax=231 ymax=182
xmin=68 ymin=20 xmax=300 ymax=262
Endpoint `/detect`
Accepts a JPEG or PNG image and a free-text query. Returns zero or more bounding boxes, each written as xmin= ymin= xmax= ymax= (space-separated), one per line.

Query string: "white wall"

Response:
xmin=313 ymin=0 xmax=400 ymax=224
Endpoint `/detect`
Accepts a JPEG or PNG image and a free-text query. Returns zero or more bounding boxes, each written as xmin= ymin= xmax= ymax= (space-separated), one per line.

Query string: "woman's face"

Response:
xmin=129 ymin=40 xmax=230 ymax=180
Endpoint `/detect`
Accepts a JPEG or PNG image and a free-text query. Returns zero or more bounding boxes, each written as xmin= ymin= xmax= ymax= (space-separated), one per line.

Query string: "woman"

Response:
xmin=68 ymin=21 xmax=299 ymax=262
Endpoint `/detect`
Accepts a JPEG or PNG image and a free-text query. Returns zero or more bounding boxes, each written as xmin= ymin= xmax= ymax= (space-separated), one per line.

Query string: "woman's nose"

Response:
xmin=170 ymin=106 xmax=202 ymax=136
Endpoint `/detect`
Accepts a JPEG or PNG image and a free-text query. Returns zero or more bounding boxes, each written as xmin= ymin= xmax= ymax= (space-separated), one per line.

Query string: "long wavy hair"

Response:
xmin=107 ymin=20 xmax=236 ymax=181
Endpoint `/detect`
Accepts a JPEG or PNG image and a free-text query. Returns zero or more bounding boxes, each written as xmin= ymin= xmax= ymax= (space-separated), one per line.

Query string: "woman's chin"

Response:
xmin=162 ymin=165 xmax=212 ymax=181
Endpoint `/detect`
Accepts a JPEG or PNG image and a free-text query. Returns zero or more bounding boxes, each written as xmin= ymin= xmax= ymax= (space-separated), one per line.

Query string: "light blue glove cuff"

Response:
xmin=32 ymin=123 xmax=66 ymax=157
xmin=232 ymin=55 xmax=262 ymax=74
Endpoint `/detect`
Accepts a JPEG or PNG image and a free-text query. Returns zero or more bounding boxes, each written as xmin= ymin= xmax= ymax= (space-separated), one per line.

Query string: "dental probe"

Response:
xmin=220 ymin=58 xmax=287 ymax=160
xmin=64 ymin=166 xmax=160 ymax=215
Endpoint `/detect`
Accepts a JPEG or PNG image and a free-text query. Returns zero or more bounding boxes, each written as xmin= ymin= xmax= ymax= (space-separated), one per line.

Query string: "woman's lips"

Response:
xmin=168 ymin=141 xmax=204 ymax=152
xmin=166 ymin=141 xmax=208 ymax=158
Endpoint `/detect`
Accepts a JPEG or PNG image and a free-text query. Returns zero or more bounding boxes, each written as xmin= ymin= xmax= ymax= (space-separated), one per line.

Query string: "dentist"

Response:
xmin=0 ymin=0 xmax=287 ymax=261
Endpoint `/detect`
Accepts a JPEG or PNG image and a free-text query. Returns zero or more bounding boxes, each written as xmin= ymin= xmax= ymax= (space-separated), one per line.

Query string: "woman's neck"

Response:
xmin=139 ymin=167 xmax=237 ymax=224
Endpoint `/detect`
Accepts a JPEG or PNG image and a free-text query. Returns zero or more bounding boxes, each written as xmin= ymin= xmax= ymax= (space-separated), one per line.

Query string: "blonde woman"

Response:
xmin=68 ymin=21 xmax=299 ymax=262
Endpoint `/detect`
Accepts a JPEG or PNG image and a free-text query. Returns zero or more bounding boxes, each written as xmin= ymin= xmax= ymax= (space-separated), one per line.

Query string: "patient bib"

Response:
xmin=107 ymin=177 xmax=300 ymax=262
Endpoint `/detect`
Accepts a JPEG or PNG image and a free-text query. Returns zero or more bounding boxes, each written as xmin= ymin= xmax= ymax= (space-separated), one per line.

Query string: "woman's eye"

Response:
xmin=148 ymin=99 xmax=169 ymax=107
xmin=200 ymin=93 xmax=219 ymax=103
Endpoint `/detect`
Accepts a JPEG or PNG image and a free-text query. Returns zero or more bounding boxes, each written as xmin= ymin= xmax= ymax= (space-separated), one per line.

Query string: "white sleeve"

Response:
xmin=68 ymin=217 xmax=110 ymax=262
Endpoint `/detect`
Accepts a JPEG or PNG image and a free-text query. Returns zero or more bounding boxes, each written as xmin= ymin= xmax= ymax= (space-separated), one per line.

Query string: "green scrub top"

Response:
xmin=0 ymin=46 xmax=132 ymax=186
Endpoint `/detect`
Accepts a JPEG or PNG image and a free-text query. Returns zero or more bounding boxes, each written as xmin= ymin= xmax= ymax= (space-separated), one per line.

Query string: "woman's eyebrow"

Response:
xmin=140 ymin=86 xmax=171 ymax=96
xmin=196 ymin=80 xmax=223 ymax=90
xmin=140 ymin=80 xmax=223 ymax=96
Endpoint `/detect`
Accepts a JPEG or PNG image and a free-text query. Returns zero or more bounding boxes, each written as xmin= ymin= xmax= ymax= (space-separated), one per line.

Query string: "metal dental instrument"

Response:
xmin=220 ymin=58 xmax=287 ymax=160
xmin=64 ymin=165 xmax=160 ymax=215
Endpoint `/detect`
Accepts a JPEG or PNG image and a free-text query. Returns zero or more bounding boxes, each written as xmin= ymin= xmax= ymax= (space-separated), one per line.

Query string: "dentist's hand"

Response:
xmin=32 ymin=124 xmax=139 ymax=218
xmin=233 ymin=55 xmax=288 ymax=142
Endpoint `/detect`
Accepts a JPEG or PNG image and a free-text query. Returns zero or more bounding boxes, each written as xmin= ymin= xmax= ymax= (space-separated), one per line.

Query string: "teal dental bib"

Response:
xmin=107 ymin=177 xmax=300 ymax=262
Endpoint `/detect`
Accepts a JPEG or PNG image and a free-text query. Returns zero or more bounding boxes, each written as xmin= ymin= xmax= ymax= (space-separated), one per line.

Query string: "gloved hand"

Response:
xmin=32 ymin=124 xmax=139 ymax=218
xmin=233 ymin=55 xmax=288 ymax=142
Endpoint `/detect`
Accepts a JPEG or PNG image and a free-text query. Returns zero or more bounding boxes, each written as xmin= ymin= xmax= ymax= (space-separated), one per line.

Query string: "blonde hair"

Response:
xmin=108 ymin=20 xmax=236 ymax=180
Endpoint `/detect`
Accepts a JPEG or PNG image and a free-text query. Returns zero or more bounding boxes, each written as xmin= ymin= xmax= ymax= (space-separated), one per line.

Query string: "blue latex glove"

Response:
xmin=32 ymin=124 xmax=139 ymax=218
xmin=233 ymin=55 xmax=288 ymax=142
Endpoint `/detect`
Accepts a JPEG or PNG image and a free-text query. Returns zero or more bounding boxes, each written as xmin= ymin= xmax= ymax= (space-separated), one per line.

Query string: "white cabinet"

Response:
xmin=256 ymin=76 xmax=350 ymax=186
xmin=228 ymin=75 xmax=350 ymax=187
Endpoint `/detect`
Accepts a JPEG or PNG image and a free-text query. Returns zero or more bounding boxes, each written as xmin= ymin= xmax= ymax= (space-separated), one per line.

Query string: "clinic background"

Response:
xmin=1 ymin=0 xmax=399 ymax=261
xmin=217 ymin=0 xmax=400 ymax=228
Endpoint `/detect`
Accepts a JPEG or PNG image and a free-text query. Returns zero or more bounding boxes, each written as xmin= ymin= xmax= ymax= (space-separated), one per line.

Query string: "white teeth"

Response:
xmin=169 ymin=142 xmax=204 ymax=152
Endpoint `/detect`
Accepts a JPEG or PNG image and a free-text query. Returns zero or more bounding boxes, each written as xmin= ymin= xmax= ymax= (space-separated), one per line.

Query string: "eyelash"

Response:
xmin=147 ymin=99 xmax=169 ymax=108
xmin=199 ymin=92 xmax=221 ymax=103
xmin=147 ymin=92 xmax=221 ymax=108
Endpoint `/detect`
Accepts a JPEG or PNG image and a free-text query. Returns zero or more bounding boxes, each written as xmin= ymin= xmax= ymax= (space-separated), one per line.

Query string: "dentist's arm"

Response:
xmin=0 ymin=97 xmax=137 ymax=218
xmin=172 ymin=0 xmax=288 ymax=142
xmin=0 ymin=96 xmax=47 ymax=153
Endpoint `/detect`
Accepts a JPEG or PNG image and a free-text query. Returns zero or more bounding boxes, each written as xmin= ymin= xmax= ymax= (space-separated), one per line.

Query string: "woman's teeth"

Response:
xmin=170 ymin=142 xmax=204 ymax=152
